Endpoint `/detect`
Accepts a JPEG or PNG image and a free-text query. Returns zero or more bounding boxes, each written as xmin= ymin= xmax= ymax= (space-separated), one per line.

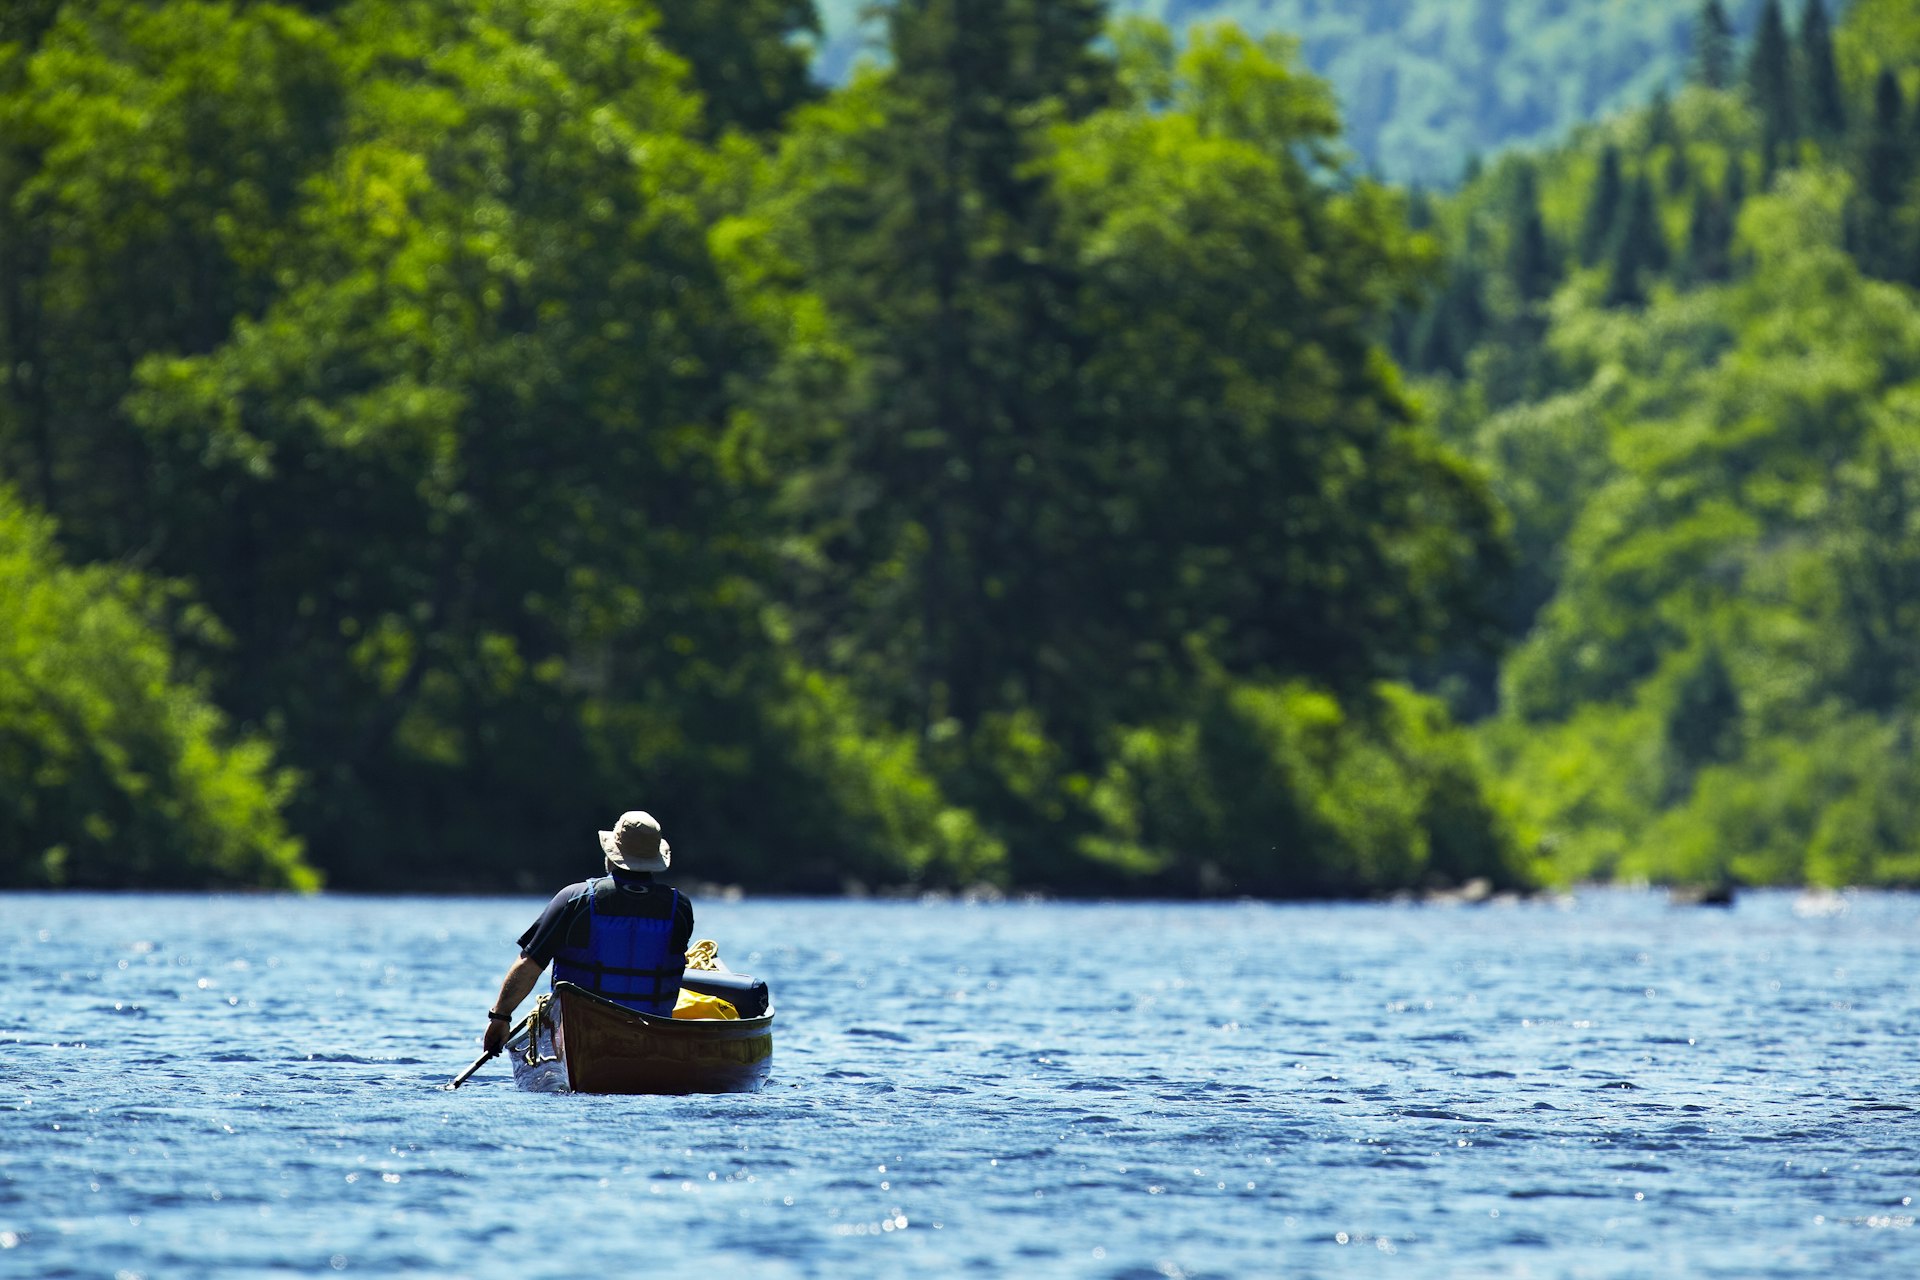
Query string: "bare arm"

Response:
xmin=482 ymin=955 xmax=545 ymax=1053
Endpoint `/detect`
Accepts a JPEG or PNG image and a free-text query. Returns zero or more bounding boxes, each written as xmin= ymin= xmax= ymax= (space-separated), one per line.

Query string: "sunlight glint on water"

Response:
xmin=2 ymin=890 xmax=1917 ymax=1276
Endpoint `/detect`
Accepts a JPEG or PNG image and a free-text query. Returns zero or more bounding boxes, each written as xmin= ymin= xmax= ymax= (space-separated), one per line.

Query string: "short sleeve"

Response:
xmin=517 ymin=882 xmax=590 ymax=965
xmin=672 ymin=891 xmax=695 ymax=954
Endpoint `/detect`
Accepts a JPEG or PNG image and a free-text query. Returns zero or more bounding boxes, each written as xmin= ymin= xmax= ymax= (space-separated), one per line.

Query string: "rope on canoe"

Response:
xmin=522 ymin=994 xmax=553 ymax=1066
xmin=684 ymin=939 xmax=721 ymax=971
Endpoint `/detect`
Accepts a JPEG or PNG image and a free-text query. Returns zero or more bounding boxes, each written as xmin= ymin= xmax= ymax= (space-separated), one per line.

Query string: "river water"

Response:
xmin=2 ymin=890 xmax=1917 ymax=1278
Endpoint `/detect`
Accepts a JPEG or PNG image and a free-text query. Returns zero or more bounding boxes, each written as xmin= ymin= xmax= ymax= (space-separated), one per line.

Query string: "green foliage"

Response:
xmin=1408 ymin=0 xmax=1920 ymax=889
xmin=1748 ymin=0 xmax=1798 ymax=160
xmin=29 ymin=0 xmax=1920 ymax=900
xmin=1080 ymin=678 xmax=1524 ymax=897
xmin=1035 ymin=30 xmax=1505 ymax=690
xmin=819 ymin=0 xmax=1836 ymax=186
xmin=0 ymin=0 xmax=1022 ymax=892
xmin=1636 ymin=710 xmax=1920 ymax=887
xmin=1506 ymin=164 xmax=1560 ymax=303
xmin=1684 ymin=168 xmax=1740 ymax=283
xmin=649 ymin=0 xmax=822 ymax=135
xmin=1832 ymin=0 xmax=1920 ymax=100
xmin=108 ymin=0 xmax=772 ymax=886
xmin=0 ymin=0 xmax=61 ymax=50
xmin=722 ymin=18 xmax=1513 ymax=890
xmin=0 ymin=486 xmax=312 ymax=889
xmin=1576 ymin=146 xmax=1625 ymax=266
xmin=1604 ymin=175 xmax=1672 ymax=305
xmin=1697 ymin=0 xmax=1737 ymax=89
xmin=1799 ymin=0 xmax=1846 ymax=136
xmin=0 ymin=0 xmax=1518 ymax=895
xmin=1476 ymin=700 xmax=1666 ymax=883
xmin=1470 ymin=172 xmax=1920 ymax=886
xmin=1854 ymin=68 xmax=1917 ymax=282
xmin=0 ymin=0 xmax=344 ymax=557
xmin=717 ymin=665 xmax=1007 ymax=889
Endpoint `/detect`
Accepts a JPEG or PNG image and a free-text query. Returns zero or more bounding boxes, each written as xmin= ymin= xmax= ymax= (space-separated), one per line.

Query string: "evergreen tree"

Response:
xmin=1636 ymin=176 xmax=1672 ymax=278
xmin=1578 ymin=145 xmax=1625 ymax=265
xmin=1695 ymin=0 xmax=1735 ymax=90
xmin=1686 ymin=180 xmax=1733 ymax=283
xmin=1406 ymin=187 xmax=1435 ymax=232
xmin=1008 ymin=0 xmax=1116 ymax=114
xmin=649 ymin=0 xmax=821 ymax=135
xmin=1797 ymin=0 xmax=1845 ymax=139
xmin=1648 ymin=86 xmax=1690 ymax=195
xmin=1722 ymin=154 xmax=1747 ymax=258
xmin=754 ymin=22 xmax=1510 ymax=886
xmin=1857 ymin=70 xmax=1913 ymax=281
xmin=1507 ymin=163 xmax=1559 ymax=302
xmin=1412 ymin=264 xmax=1487 ymax=376
xmin=772 ymin=0 xmax=1117 ymax=733
xmin=1645 ymin=86 xmax=1678 ymax=151
xmin=1747 ymin=0 xmax=1797 ymax=168
xmin=1862 ymin=70 xmax=1909 ymax=210
xmin=1605 ymin=175 xmax=1669 ymax=305
xmin=1666 ymin=646 xmax=1742 ymax=773
xmin=1911 ymin=87 xmax=1920 ymax=284
xmin=1665 ymin=140 xmax=1692 ymax=195
xmin=1685 ymin=183 xmax=1717 ymax=283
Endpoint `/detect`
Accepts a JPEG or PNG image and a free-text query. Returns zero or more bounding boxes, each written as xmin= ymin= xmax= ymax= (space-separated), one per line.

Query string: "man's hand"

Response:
xmin=483 ymin=1013 xmax=511 ymax=1055
xmin=481 ymin=955 xmax=545 ymax=1056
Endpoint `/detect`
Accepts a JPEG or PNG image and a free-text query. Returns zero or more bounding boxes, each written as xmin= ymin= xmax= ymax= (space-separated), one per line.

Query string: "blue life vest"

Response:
xmin=550 ymin=877 xmax=684 ymax=1016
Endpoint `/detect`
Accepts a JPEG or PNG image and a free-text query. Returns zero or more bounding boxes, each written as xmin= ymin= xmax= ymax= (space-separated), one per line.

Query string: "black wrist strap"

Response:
xmin=487 ymin=1009 xmax=510 ymax=1022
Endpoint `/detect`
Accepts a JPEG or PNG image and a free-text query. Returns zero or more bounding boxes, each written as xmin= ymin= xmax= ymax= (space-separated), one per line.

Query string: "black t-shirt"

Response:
xmin=517 ymin=874 xmax=695 ymax=967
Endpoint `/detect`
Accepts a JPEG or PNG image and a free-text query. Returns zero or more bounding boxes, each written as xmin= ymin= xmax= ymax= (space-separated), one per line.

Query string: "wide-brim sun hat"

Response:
xmin=598 ymin=810 xmax=671 ymax=874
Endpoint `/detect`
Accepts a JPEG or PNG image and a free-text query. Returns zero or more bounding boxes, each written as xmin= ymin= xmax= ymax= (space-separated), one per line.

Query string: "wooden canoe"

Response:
xmin=507 ymin=980 xmax=774 ymax=1095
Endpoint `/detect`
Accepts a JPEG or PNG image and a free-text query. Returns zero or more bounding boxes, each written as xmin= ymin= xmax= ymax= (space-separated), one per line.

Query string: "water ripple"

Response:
xmin=3 ymin=888 xmax=1919 ymax=1276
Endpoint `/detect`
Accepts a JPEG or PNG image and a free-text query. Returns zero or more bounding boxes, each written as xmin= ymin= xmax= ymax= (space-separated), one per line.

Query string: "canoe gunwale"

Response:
xmin=557 ymin=980 xmax=776 ymax=1036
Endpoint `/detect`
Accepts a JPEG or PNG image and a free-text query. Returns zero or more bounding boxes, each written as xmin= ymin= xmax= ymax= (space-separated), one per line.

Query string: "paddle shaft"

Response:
xmin=445 ymin=1014 xmax=531 ymax=1089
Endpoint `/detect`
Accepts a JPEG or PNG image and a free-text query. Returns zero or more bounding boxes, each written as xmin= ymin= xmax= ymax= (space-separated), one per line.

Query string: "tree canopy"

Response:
xmin=1404 ymin=0 xmax=1920 ymax=889
xmin=0 ymin=483 xmax=309 ymax=888
xmin=0 ymin=0 xmax=1521 ymax=895
xmin=10 ymin=0 xmax=1918 ymax=896
xmin=816 ymin=0 xmax=1858 ymax=186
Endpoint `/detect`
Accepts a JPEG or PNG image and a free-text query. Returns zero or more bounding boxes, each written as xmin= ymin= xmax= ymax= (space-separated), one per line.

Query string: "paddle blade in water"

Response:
xmin=445 ymin=1050 xmax=497 ymax=1090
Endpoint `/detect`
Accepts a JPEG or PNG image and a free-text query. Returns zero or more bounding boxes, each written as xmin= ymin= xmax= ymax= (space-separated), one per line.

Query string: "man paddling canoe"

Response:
xmin=481 ymin=810 xmax=694 ymax=1055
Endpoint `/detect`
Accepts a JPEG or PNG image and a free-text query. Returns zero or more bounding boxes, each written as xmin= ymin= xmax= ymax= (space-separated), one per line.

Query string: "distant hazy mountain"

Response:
xmin=811 ymin=0 xmax=1844 ymax=186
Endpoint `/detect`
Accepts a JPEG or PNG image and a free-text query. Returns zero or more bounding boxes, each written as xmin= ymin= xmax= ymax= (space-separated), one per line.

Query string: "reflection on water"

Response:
xmin=2 ymin=890 xmax=1917 ymax=1276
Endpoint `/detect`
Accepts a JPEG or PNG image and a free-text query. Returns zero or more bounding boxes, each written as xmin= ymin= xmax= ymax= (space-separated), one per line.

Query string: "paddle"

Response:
xmin=445 ymin=1013 xmax=530 ymax=1090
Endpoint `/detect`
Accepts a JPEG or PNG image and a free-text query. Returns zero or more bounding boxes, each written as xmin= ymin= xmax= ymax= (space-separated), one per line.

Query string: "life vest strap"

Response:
xmin=556 ymin=958 xmax=680 ymax=979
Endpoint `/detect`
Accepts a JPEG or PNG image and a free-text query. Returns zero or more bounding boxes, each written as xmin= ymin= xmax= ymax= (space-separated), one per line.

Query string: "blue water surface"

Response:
xmin=2 ymin=889 xmax=1918 ymax=1278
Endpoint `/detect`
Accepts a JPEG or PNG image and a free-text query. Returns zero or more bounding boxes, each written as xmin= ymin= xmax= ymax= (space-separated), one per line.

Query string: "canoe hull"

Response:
xmin=510 ymin=981 xmax=774 ymax=1095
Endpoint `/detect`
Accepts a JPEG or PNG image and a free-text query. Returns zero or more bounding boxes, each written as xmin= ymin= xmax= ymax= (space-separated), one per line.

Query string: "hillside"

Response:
xmin=0 ymin=0 xmax=1518 ymax=894
xmin=6 ymin=0 xmax=1915 ymax=895
xmin=815 ymin=0 xmax=1851 ymax=185
xmin=1403 ymin=0 xmax=1920 ymax=887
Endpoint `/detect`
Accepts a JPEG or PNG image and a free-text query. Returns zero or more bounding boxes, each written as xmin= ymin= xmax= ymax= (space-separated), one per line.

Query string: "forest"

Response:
xmin=2 ymin=0 xmax=1918 ymax=897
xmin=815 ymin=0 xmax=1856 ymax=187
xmin=1405 ymin=0 xmax=1920 ymax=891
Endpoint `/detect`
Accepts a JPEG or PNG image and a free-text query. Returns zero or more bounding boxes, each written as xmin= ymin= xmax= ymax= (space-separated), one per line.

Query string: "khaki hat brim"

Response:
xmin=599 ymin=827 xmax=670 ymax=874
